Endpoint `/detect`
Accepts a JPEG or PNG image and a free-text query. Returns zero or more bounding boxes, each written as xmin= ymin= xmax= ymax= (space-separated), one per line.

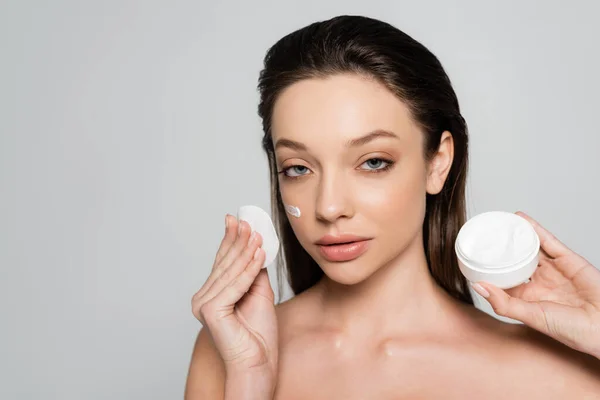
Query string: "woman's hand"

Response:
xmin=471 ymin=211 xmax=600 ymax=359
xmin=191 ymin=215 xmax=279 ymax=379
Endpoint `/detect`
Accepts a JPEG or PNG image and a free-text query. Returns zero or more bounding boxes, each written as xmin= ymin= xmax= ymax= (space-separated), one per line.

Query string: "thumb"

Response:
xmin=471 ymin=281 xmax=547 ymax=331
xmin=248 ymin=268 xmax=275 ymax=303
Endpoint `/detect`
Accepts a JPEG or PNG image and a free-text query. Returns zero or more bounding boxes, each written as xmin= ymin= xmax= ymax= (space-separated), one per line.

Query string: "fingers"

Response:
xmin=193 ymin=248 xmax=265 ymax=326
xmin=471 ymin=282 xmax=548 ymax=332
xmin=212 ymin=248 xmax=266 ymax=307
xmin=472 ymin=281 xmax=548 ymax=332
xmin=215 ymin=219 xmax=253 ymax=273
xmin=214 ymin=214 xmax=238 ymax=265
xmin=515 ymin=211 xmax=570 ymax=259
xmin=192 ymin=218 xmax=265 ymax=324
xmin=248 ymin=268 xmax=274 ymax=301
xmin=194 ymin=219 xmax=252 ymax=301
xmin=201 ymin=227 xmax=263 ymax=305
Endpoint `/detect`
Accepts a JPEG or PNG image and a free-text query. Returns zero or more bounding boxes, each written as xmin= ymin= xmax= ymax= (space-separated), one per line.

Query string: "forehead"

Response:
xmin=271 ymin=74 xmax=419 ymax=145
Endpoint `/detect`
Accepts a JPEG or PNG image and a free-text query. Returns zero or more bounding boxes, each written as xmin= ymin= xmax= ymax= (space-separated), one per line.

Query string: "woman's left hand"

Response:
xmin=471 ymin=211 xmax=600 ymax=359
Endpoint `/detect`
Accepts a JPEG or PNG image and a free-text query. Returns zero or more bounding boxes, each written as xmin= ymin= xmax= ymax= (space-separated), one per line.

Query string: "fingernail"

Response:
xmin=225 ymin=214 xmax=229 ymax=229
xmin=250 ymin=231 xmax=257 ymax=242
xmin=253 ymin=248 xmax=261 ymax=259
xmin=471 ymin=282 xmax=490 ymax=298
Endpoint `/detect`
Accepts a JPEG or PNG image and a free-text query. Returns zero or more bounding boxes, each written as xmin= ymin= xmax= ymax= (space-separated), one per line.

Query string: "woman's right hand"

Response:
xmin=191 ymin=215 xmax=279 ymax=380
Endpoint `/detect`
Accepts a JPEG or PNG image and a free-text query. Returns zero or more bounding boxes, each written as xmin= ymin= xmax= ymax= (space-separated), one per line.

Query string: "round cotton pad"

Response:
xmin=236 ymin=205 xmax=280 ymax=268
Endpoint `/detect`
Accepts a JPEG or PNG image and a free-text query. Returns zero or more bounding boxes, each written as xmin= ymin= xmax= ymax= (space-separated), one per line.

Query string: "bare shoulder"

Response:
xmin=275 ymin=285 xmax=323 ymax=336
xmin=184 ymin=326 xmax=225 ymax=400
xmin=466 ymin=307 xmax=600 ymax=395
xmin=506 ymin=323 xmax=600 ymax=389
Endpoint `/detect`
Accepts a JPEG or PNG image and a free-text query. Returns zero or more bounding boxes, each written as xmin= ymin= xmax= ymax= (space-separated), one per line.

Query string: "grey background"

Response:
xmin=1 ymin=0 xmax=599 ymax=398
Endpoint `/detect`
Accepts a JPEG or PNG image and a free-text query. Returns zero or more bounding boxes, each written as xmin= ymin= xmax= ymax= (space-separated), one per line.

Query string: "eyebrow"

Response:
xmin=274 ymin=129 xmax=400 ymax=151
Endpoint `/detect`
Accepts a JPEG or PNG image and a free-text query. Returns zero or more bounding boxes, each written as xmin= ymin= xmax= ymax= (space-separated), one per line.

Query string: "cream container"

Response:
xmin=455 ymin=211 xmax=540 ymax=289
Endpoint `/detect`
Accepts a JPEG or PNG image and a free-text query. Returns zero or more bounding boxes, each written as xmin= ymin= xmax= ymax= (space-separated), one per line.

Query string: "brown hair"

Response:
xmin=257 ymin=15 xmax=473 ymax=305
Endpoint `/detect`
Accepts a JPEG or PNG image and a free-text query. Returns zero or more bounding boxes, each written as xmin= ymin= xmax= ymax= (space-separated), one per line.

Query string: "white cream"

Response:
xmin=458 ymin=212 xmax=537 ymax=268
xmin=455 ymin=211 xmax=540 ymax=289
xmin=284 ymin=204 xmax=301 ymax=218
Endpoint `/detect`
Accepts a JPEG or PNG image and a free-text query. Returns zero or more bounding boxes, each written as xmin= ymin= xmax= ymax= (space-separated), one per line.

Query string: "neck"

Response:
xmin=312 ymin=232 xmax=470 ymax=340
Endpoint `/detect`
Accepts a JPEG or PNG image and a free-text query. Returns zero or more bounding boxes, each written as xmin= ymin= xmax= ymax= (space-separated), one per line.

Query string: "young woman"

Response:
xmin=185 ymin=15 xmax=600 ymax=399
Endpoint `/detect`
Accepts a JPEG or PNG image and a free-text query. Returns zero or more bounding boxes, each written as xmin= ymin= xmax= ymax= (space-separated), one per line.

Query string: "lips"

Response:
xmin=315 ymin=235 xmax=372 ymax=262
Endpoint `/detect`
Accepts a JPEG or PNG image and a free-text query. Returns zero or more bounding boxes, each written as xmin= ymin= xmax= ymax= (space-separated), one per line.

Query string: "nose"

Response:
xmin=315 ymin=170 xmax=354 ymax=223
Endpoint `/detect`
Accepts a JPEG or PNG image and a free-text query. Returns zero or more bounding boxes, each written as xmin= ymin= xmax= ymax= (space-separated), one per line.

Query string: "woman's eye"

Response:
xmin=283 ymin=165 xmax=311 ymax=177
xmin=360 ymin=158 xmax=390 ymax=171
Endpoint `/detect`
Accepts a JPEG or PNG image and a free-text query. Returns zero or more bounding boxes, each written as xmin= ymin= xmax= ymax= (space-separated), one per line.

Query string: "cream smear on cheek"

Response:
xmin=284 ymin=204 xmax=301 ymax=218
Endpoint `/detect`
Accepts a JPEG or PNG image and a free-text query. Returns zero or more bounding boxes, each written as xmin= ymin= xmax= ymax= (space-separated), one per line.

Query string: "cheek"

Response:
xmin=279 ymin=180 xmax=312 ymax=235
xmin=358 ymin=162 xmax=427 ymax=231
xmin=279 ymin=180 xmax=308 ymax=213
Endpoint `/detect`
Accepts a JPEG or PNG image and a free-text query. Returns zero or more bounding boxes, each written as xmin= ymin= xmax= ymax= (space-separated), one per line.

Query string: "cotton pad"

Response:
xmin=236 ymin=205 xmax=280 ymax=268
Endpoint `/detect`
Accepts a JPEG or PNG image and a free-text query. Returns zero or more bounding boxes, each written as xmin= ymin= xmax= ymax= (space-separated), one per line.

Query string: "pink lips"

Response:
xmin=315 ymin=234 xmax=372 ymax=262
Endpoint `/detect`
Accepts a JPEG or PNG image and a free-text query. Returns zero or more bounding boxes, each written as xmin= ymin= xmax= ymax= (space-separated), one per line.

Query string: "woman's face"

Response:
xmin=271 ymin=73 xmax=452 ymax=285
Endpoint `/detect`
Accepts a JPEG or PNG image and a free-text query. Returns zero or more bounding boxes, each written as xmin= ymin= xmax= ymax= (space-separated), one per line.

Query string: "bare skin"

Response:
xmin=273 ymin=281 xmax=600 ymax=399
xmin=184 ymin=74 xmax=600 ymax=399
xmin=186 ymin=225 xmax=600 ymax=399
xmin=186 ymin=284 xmax=600 ymax=399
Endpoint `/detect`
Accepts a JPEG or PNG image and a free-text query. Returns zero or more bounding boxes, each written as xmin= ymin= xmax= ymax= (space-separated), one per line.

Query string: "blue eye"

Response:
xmin=360 ymin=158 xmax=392 ymax=171
xmin=283 ymin=165 xmax=310 ymax=177
xmin=279 ymin=158 xmax=394 ymax=180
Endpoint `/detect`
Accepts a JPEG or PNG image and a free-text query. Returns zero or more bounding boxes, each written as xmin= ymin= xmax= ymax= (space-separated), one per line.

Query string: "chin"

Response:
xmin=317 ymin=257 xmax=378 ymax=286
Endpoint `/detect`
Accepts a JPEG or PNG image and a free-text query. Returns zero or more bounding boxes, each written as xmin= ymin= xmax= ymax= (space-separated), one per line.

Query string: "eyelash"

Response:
xmin=278 ymin=158 xmax=395 ymax=180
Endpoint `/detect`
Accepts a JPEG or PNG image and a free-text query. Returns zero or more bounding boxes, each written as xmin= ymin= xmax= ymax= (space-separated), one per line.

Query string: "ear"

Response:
xmin=426 ymin=131 xmax=454 ymax=195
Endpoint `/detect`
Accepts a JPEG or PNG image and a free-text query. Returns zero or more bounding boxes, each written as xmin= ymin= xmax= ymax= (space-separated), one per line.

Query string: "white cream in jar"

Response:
xmin=455 ymin=211 xmax=540 ymax=289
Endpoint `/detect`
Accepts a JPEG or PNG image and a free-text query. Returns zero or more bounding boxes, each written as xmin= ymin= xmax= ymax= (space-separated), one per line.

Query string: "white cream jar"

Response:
xmin=455 ymin=211 xmax=540 ymax=289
